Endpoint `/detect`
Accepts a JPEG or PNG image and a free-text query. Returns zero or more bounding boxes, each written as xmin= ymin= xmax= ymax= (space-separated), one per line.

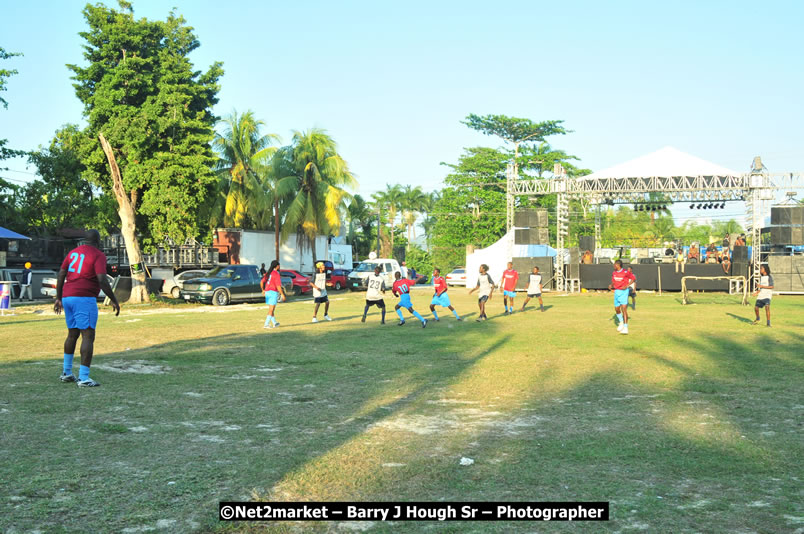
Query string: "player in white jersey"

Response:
xmin=362 ymin=265 xmax=387 ymax=324
xmin=468 ymin=263 xmax=495 ymax=321
xmin=311 ymin=262 xmax=331 ymax=323
xmin=752 ymin=264 xmax=774 ymax=327
xmin=520 ymin=265 xmax=544 ymax=312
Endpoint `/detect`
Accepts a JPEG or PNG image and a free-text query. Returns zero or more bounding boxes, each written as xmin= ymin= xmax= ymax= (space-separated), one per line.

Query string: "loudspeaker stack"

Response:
xmin=514 ymin=209 xmax=549 ymax=245
xmin=770 ymin=206 xmax=804 ymax=246
xmin=578 ymin=235 xmax=595 ymax=253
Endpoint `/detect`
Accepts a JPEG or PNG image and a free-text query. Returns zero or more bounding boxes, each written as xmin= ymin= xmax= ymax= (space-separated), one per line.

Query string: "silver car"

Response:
xmin=162 ymin=270 xmax=209 ymax=298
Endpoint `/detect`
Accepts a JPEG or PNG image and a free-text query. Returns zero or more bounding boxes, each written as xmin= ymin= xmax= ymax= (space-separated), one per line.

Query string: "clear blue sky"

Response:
xmin=2 ymin=0 xmax=802 ymax=225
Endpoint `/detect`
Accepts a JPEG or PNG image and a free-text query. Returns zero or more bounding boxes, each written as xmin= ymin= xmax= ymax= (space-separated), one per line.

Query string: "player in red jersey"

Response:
xmin=392 ymin=272 xmax=427 ymax=327
xmin=607 ymin=260 xmax=636 ymax=335
xmin=501 ymin=261 xmax=519 ymax=314
xmin=429 ymin=268 xmax=461 ymax=321
xmin=54 ymin=230 xmax=120 ymax=387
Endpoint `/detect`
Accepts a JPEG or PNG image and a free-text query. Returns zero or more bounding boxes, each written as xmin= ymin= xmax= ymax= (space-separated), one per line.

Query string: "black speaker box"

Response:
xmin=514 ymin=211 xmax=533 ymax=228
xmin=536 ymin=209 xmax=549 ymax=228
xmin=515 ymin=228 xmax=537 ymax=244
xmin=732 ymin=245 xmax=748 ymax=263
xmin=771 ymin=227 xmax=804 ymax=245
xmin=731 ymin=262 xmax=748 ymax=278
xmin=578 ymin=235 xmax=595 ymax=252
xmin=768 ymin=256 xmax=792 ymax=273
xmin=771 ymin=206 xmax=804 ymax=225
xmin=512 ymin=257 xmax=553 ymax=289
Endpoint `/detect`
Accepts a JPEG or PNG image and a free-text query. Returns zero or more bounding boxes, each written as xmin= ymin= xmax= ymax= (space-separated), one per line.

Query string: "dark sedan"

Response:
xmin=181 ymin=264 xmax=263 ymax=306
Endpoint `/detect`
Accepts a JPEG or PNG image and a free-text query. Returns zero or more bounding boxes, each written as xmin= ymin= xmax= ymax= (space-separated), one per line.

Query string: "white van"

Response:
xmin=347 ymin=258 xmax=401 ymax=291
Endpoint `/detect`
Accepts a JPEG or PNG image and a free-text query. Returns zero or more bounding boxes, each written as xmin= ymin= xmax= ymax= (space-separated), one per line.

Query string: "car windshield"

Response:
xmin=354 ymin=262 xmax=379 ymax=272
xmin=452 ymin=269 xmax=465 ymax=274
xmin=205 ymin=266 xmax=236 ymax=279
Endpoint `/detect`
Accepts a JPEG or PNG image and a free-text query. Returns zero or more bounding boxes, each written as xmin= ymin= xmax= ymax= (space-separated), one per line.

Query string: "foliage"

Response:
xmin=67 ymin=2 xmax=223 ymax=249
xmin=462 ymin=113 xmax=569 ymax=150
xmin=400 ymin=184 xmax=427 ymax=248
xmin=430 ymin=147 xmax=509 ymax=269
xmin=404 ymin=245 xmax=433 ymax=277
xmin=346 ymin=194 xmax=375 ymax=259
xmin=277 ymin=129 xmax=357 ymax=260
xmin=1 ymin=47 xmax=25 ymax=167
xmin=212 ymin=109 xmax=280 ymax=228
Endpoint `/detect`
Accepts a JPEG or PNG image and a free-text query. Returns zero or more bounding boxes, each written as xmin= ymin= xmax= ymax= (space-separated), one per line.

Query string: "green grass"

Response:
xmin=1 ymin=290 xmax=802 ymax=533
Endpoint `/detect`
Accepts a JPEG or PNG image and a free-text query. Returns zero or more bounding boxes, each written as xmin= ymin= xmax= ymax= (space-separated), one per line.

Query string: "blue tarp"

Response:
xmin=0 ymin=227 xmax=30 ymax=240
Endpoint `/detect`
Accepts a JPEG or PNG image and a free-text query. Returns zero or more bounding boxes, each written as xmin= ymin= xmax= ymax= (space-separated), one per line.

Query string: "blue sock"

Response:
xmin=63 ymin=354 xmax=74 ymax=375
xmin=412 ymin=310 xmax=424 ymax=322
xmin=452 ymin=309 xmax=460 ymax=319
xmin=79 ymin=365 xmax=90 ymax=381
xmin=617 ymin=313 xmax=623 ymax=324
xmin=432 ymin=309 xmax=439 ymax=320
xmin=396 ymin=308 xmax=404 ymax=321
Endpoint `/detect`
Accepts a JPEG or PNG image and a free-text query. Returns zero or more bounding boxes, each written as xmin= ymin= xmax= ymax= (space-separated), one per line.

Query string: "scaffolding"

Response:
xmin=507 ymin=169 xmax=804 ymax=291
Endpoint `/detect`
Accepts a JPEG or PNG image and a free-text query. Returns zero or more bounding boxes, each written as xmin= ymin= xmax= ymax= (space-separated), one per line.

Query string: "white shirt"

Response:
xmin=758 ymin=275 xmax=774 ymax=300
xmin=401 ymin=266 xmax=408 ymax=279
xmin=477 ymin=273 xmax=495 ymax=297
xmin=527 ymin=273 xmax=542 ymax=294
xmin=312 ymin=272 xmax=327 ymax=298
xmin=366 ymin=273 xmax=386 ymax=301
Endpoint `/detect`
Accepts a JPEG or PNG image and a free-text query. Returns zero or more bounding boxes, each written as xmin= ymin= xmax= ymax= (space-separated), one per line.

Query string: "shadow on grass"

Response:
xmin=725 ymin=312 xmax=754 ymax=324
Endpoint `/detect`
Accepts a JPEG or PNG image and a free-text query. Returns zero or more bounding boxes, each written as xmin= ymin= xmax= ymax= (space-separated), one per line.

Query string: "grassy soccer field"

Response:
xmin=1 ymin=290 xmax=802 ymax=533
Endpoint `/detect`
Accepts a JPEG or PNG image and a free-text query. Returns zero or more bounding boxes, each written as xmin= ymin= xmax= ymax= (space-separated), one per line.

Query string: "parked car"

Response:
xmin=348 ymin=258 xmax=401 ymax=290
xmin=446 ymin=268 xmax=467 ymax=286
xmin=41 ymin=274 xmax=115 ymax=300
xmin=0 ymin=268 xmax=57 ymax=300
xmin=326 ymin=269 xmax=348 ymax=290
xmin=280 ymin=269 xmax=312 ymax=296
xmin=181 ymin=264 xmax=262 ymax=306
xmin=162 ymin=269 xmax=208 ymax=299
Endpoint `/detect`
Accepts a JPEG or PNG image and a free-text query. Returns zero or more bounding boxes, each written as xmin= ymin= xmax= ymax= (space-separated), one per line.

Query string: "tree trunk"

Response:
xmin=99 ymin=133 xmax=150 ymax=304
xmin=274 ymin=197 xmax=280 ymax=262
xmin=310 ymin=234 xmax=317 ymax=266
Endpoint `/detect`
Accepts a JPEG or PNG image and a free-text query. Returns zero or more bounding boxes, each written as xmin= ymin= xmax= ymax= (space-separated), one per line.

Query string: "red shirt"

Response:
xmin=392 ymin=278 xmax=413 ymax=296
xmin=611 ymin=269 xmax=635 ymax=290
xmin=502 ymin=269 xmax=519 ymax=291
xmin=433 ymin=276 xmax=447 ymax=295
xmin=60 ymin=244 xmax=107 ymax=298
xmin=264 ymin=270 xmax=281 ymax=292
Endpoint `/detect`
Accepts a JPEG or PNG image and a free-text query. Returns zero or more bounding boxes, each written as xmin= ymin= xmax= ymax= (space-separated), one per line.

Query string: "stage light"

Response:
xmin=690 ymin=203 xmax=695 ymax=208
xmin=720 ymin=202 xmax=726 ymax=209
xmin=696 ymin=204 xmax=702 ymax=209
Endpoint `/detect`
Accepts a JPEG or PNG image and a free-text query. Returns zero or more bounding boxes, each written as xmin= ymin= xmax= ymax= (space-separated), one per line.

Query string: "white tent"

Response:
xmin=465 ymin=229 xmax=556 ymax=288
xmin=580 ymin=146 xmax=740 ymax=179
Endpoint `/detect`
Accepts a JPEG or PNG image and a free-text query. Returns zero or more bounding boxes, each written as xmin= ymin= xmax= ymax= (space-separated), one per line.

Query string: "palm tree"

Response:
xmin=212 ymin=110 xmax=280 ymax=228
xmin=264 ymin=145 xmax=298 ymax=260
xmin=280 ymin=129 xmax=357 ymax=262
xmin=379 ymin=184 xmax=403 ymax=255
xmin=420 ymin=191 xmax=440 ymax=250
xmin=401 ymin=185 xmax=427 ymax=249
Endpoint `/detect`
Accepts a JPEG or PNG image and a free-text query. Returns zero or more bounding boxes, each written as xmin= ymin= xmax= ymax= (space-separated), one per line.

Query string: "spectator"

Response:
xmin=688 ymin=244 xmax=699 ymax=264
xmin=582 ymin=250 xmax=594 ymax=264
xmin=400 ymin=261 xmax=409 ymax=279
xmin=408 ymin=265 xmax=418 ymax=283
xmin=722 ymin=233 xmax=731 ymax=251
xmin=259 ymin=263 xmax=267 ymax=277
xmin=19 ymin=262 xmax=33 ymax=301
xmin=675 ymin=248 xmax=686 ymax=273
xmin=734 ymin=234 xmax=746 ymax=247
xmin=721 ymin=250 xmax=731 ymax=274
xmin=706 ymin=243 xmax=717 ymax=263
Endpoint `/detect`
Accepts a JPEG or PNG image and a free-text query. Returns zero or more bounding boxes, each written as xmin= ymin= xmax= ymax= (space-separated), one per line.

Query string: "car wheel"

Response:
xmin=294 ymin=287 xmax=302 ymax=296
xmin=335 ymin=281 xmax=342 ymax=290
xmin=212 ymin=288 xmax=230 ymax=306
xmin=171 ymin=287 xmax=180 ymax=299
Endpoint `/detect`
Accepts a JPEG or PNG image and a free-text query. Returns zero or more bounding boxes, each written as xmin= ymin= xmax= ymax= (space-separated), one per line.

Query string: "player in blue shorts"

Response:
xmin=392 ymin=272 xmax=427 ymax=328
xmin=429 ymin=268 xmax=461 ymax=321
xmin=55 ymin=230 xmax=120 ymax=387
xmin=608 ymin=259 xmax=636 ymax=335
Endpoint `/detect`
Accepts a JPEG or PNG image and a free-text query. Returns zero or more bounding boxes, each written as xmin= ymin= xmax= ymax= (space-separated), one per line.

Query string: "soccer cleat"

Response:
xmin=274 ymin=322 xmax=280 ymax=328
xmin=324 ymin=315 xmax=332 ymax=321
xmin=60 ymin=373 xmax=77 ymax=383
xmin=456 ymin=317 xmax=462 ymax=321
xmin=361 ymin=316 xmax=367 ymax=323
xmin=434 ymin=317 xmax=440 ymax=321
xmin=77 ymin=378 xmax=100 ymax=387
xmin=312 ymin=317 xmax=318 ymax=323
xmin=380 ymin=320 xmax=385 ymax=325
xmin=422 ymin=319 xmax=427 ymax=329
xmin=476 ymin=317 xmax=482 ymax=322
xmin=617 ymin=323 xmax=625 ymax=332
xmin=398 ymin=320 xmax=405 ymax=326
xmin=751 ymin=320 xmax=759 ymax=325
xmin=620 ymin=326 xmax=629 ymax=335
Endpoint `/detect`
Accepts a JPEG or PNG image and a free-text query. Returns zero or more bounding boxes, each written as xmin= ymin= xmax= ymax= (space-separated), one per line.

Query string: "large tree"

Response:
xmin=462 ymin=113 xmax=569 ymax=168
xmin=400 ymin=184 xmax=427 ymax=249
xmin=278 ymin=129 xmax=357 ymax=263
xmin=23 ymin=126 xmax=102 ymax=235
xmin=1 ymin=47 xmax=25 ymax=172
xmin=0 ymin=47 xmax=23 ymax=228
xmin=67 ymin=2 xmax=223 ymax=302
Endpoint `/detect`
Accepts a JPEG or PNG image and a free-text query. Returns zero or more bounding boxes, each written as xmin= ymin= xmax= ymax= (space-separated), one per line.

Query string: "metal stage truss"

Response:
xmin=506 ymin=170 xmax=804 ymax=292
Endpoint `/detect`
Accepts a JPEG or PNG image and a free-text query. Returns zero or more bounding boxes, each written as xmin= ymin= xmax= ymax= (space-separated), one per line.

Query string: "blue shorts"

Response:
xmin=265 ymin=290 xmax=279 ymax=305
xmin=503 ymin=290 xmax=516 ymax=298
xmin=614 ymin=289 xmax=629 ymax=307
xmin=398 ymin=293 xmax=412 ymax=308
xmin=63 ymin=296 xmax=98 ymax=330
xmin=431 ymin=293 xmax=451 ymax=307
